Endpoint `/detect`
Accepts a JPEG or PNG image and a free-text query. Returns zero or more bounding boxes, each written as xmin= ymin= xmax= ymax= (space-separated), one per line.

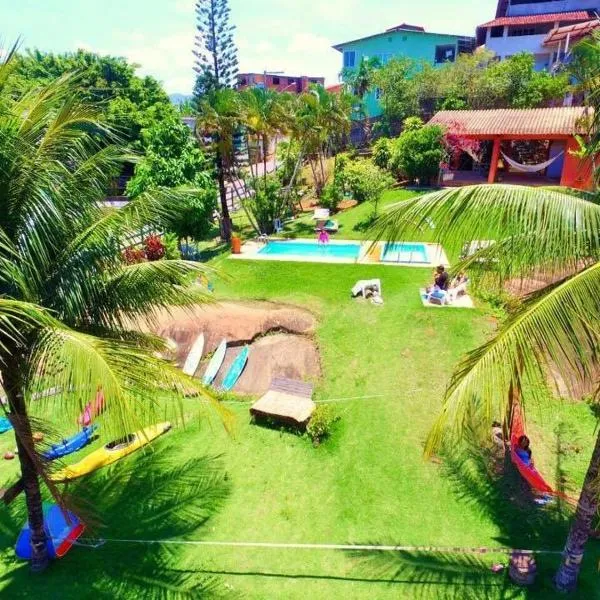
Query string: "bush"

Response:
xmin=372 ymin=137 xmax=392 ymax=170
xmin=389 ymin=121 xmax=446 ymax=185
xmin=343 ymin=159 xmax=394 ymax=214
xmin=163 ymin=232 xmax=180 ymax=259
xmin=320 ymin=182 xmax=344 ymax=214
xmin=245 ymin=175 xmax=288 ymax=234
xmin=144 ymin=234 xmax=166 ymax=261
xmin=306 ymin=405 xmax=339 ymax=445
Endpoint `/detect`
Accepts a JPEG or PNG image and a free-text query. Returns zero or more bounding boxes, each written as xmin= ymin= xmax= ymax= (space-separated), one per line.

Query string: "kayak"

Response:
xmin=50 ymin=422 xmax=172 ymax=482
xmin=202 ymin=339 xmax=227 ymax=386
xmin=221 ymin=346 xmax=249 ymax=391
xmin=0 ymin=417 xmax=13 ymax=434
xmin=183 ymin=334 xmax=205 ymax=376
xmin=42 ymin=424 xmax=98 ymax=461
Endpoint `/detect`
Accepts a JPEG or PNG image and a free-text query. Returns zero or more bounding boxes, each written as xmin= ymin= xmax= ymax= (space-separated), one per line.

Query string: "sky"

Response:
xmin=2 ymin=0 xmax=498 ymax=94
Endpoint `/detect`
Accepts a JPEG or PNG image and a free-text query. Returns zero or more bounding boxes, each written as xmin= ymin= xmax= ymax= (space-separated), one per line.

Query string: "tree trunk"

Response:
xmin=2 ymin=360 xmax=49 ymax=572
xmin=554 ymin=429 xmax=600 ymax=592
xmin=215 ymin=149 xmax=232 ymax=242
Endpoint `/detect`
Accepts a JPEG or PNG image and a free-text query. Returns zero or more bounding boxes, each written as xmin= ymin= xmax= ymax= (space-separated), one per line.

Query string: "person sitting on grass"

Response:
xmin=426 ymin=265 xmax=450 ymax=304
xmin=515 ymin=435 xmax=533 ymax=466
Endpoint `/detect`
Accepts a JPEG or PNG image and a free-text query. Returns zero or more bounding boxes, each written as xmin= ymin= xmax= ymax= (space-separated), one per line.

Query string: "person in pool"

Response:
xmin=515 ymin=435 xmax=533 ymax=466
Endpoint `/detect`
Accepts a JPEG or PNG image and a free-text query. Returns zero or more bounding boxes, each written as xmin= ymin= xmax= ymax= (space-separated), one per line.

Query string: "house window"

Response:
xmin=272 ymin=76 xmax=280 ymax=85
xmin=375 ymin=88 xmax=382 ymax=100
xmin=240 ymin=77 xmax=247 ymax=86
xmin=508 ymin=23 xmax=553 ymax=37
xmin=435 ymin=45 xmax=456 ymax=64
xmin=287 ymin=77 xmax=296 ymax=85
xmin=490 ymin=26 xmax=504 ymax=38
xmin=343 ymin=51 xmax=356 ymax=68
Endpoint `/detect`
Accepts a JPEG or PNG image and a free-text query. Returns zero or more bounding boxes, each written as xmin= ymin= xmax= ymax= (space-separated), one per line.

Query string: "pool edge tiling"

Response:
xmin=231 ymin=239 xmax=449 ymax=267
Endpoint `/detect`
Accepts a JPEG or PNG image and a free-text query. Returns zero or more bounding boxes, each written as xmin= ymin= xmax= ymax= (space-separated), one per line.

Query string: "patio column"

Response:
xmin=488 ymin=137 xmax=501 ymax=184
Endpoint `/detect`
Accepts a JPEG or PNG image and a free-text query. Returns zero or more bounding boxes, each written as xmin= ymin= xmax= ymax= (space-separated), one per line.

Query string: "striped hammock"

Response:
xmin=501 ymin=151 xmax=564 ymax=174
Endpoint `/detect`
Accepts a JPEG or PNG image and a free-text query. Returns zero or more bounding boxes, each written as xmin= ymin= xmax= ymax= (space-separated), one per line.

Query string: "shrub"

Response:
xmin=163 ymin=232 xmax=180 ymax=259
xmin=144 ymin=234 xmax=166 ymax=261
xmin=343 ymin=159 xmax=394 ymax=214
xmin=123 ymin=247 xmax=146 ymax=265
xmin=245 ymin=175 xmax=288 ymax=234
xmin=320 ymin=182 xmax=344 ymax=214
xmin=389 ymin=121 xmax=446 ymax=185
xmin=306 ymin=405 xmax=340 ymax=445
xmin=372 ymin=137 xmax=392 ymax=170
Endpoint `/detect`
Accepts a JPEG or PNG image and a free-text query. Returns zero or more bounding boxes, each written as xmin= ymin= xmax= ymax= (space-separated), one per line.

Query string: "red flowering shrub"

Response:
xmin=123 ymin=247 xmax=146 ymax=265
xmin=144 ymin=235 xmax=166 ymax=261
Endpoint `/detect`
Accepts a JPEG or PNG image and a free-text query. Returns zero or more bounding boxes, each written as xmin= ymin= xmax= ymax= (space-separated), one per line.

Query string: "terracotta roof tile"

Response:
xmin=479 ymin=11 xmax=590 ymax=29
xmin=544 ymin=19 xmax=600 ymax=46
xmin=429 ymin=108 xmax=592 ymax=137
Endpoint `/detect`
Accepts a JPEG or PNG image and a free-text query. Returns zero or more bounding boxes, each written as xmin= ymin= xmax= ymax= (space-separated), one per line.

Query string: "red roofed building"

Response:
xmin=478 ymin=1 xmax=600 ymax=70
xmin=430 ymin=107 xmax=595 ymax=190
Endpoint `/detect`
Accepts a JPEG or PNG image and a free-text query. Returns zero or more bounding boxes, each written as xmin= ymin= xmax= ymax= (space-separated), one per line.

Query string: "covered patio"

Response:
xmin=430 ymin=107 xmax=595 ymax=190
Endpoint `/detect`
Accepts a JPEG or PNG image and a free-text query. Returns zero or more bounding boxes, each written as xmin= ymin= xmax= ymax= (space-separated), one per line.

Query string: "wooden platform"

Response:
xmin=250 ymin=378 xmax=315 ymax=428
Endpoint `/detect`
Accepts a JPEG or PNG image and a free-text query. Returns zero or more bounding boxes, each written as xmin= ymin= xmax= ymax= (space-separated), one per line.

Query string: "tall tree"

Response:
xmin=372 ymin=184 xmax=600 ymax=592
xmin=194 ymin=0 xmax=239 ymax=241
xmin=0 ymin=53 xmax=220 ymax=571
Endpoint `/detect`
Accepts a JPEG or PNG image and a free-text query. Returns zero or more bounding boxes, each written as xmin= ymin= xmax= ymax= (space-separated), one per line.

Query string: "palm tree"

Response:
xmin=196 ymin=88 xmax=242 ymax=242
xmin=241 ymin=87 xmax=287 ymax=183
xmin=294 ymin=86 xmax=351 ymax=197
xmin=372 ymin=184 xmax=600 ymax=592
xmin=342 ymin=57 xmax=381 ymax=143
xmin=0 ymin=54 xmax=220 ymax=571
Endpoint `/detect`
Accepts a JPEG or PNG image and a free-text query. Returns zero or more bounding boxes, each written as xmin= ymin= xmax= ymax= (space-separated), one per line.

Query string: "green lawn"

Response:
xmin=1 ymin=209 xmax=599 ymax=598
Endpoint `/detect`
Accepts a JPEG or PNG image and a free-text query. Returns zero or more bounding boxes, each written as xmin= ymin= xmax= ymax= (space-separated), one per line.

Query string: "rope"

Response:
xmin=76 ymin=537 xmax=563 ymax=555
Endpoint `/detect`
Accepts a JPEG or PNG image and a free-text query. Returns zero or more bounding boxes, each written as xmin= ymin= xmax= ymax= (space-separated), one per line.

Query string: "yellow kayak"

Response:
xmin=51 ymin=422 xmax=172 ymax=482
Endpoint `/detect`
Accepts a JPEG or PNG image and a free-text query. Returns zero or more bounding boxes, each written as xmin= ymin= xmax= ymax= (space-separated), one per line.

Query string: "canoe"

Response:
xmin=183 ymin=334 xmax=205 ymax=376
xmin=42 ymin=424 xmax=98 ymax=461
xmin=221 ymin=346 xmax=249 ymax=391
xmin=202 ymin=339 xmax=227 ymax=386
xmin=0 ymin=417 xmax=13 ymax=434
xmin=50 ymin=422 xmax=172 ymax=482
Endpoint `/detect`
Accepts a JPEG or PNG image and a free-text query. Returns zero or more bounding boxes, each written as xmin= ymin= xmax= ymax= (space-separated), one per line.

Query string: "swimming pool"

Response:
xmin=258 ymin=240 xmax=361 ymax=261
xmin=382 ymin=242 xmax=429 ymax=264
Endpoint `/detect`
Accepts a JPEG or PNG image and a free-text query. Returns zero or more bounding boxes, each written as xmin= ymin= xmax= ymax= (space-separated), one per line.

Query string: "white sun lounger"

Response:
xmin=351 ymin=279 xmax=382 ymax=298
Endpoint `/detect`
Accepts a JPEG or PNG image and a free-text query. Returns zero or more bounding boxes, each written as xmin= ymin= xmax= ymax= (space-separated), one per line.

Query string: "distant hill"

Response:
xmin=170 ymin=93 xmax=193 ymax=106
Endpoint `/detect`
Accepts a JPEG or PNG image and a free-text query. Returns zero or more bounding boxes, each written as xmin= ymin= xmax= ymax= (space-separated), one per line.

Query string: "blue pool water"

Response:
xmin=382 ymin=243 xmax=429 ymax=264
xmin=259 ymin=241 xmax=361 ymax=260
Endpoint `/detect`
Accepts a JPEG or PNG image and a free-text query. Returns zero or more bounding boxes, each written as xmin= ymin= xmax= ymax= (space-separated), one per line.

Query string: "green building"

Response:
xmin=333 ymin=24 xmax=475 ymax=119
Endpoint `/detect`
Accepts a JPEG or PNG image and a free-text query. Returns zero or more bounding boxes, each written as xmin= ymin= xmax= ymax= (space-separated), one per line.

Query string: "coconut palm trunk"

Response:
xmin=2 ymin=356 xmax=49 ymax=571
xmin=215 ymin=148 xmax=232 ymax=242
xmin=554 ymin=430 xmax=600 ymax=592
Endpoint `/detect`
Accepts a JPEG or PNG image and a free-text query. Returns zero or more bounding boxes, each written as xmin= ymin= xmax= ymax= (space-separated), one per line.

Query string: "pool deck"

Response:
xmin=231 ymin=239 xmax=449 ymax=267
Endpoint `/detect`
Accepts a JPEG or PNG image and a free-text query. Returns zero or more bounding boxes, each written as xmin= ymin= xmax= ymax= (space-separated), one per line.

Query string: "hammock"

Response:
xmin=501 ymin=151 xmax=564 ymax=174
xmin=510 ymin=403 xmax=576 ymax=503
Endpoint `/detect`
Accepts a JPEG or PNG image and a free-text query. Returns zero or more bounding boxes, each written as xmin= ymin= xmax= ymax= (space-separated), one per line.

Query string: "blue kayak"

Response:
xmin=42 ymin=425 xmax=98 ymax=461
xmin=221 ymin=346 xmax=249 ymax=391
xmin=0 ymin=417 xmax=13 ymax=434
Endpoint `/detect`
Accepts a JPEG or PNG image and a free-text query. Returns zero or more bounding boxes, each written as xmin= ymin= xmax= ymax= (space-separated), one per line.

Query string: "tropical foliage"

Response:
xmin=372 ymin=184 xmax=600 ymax=592
xmin=343 ymin=159 xmax=394 ymax=215
xmin=0 ymin=51 xmax=221 ymax=571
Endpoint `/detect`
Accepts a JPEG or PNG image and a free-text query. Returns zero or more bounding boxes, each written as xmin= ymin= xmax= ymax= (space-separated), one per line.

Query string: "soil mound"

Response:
xmin=149 ymin=301 xmax=320 ymax=394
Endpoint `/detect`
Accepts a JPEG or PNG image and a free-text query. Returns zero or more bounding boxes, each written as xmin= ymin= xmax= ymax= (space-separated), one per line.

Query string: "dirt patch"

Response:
xmin=146 ymin=301 xmax=320 ymax=394
xmin=213 ymin=334 xmax=321 ymax=395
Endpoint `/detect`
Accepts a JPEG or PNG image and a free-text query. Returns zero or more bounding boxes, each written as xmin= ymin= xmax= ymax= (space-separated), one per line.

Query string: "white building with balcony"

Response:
xmin=477 ymin=1 xmax=600 ymax=69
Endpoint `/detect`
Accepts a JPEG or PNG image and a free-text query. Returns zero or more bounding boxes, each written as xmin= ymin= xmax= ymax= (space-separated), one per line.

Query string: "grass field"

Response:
xmin=1 ymin=198 xmax=599 ymax=598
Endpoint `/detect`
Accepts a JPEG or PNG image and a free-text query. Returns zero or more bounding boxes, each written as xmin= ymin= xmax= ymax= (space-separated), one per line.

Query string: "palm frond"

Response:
xmin=371 ymin=185 xmax=600 ymax=279
xmin=426 ymin=262 xmax=600 ymax=455
xmin=27 ymin=326 xmax=233 ymax=442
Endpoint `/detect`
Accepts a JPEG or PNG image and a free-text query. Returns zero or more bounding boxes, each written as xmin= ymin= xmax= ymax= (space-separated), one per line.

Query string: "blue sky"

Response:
xmin=2 ymin=0 xmax=498 ymax=93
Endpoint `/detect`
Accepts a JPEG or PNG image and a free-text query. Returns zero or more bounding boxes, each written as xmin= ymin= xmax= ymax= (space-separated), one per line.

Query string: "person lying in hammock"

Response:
xmin=515 ymin=435 xmax=533 ymax=466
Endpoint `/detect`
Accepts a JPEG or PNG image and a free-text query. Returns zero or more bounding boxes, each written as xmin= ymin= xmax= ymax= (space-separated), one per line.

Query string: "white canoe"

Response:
xmin=202 ymin=339 xmax=227 ymax=386
xmin=182 ymin=334 xmax=205 ymax=376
